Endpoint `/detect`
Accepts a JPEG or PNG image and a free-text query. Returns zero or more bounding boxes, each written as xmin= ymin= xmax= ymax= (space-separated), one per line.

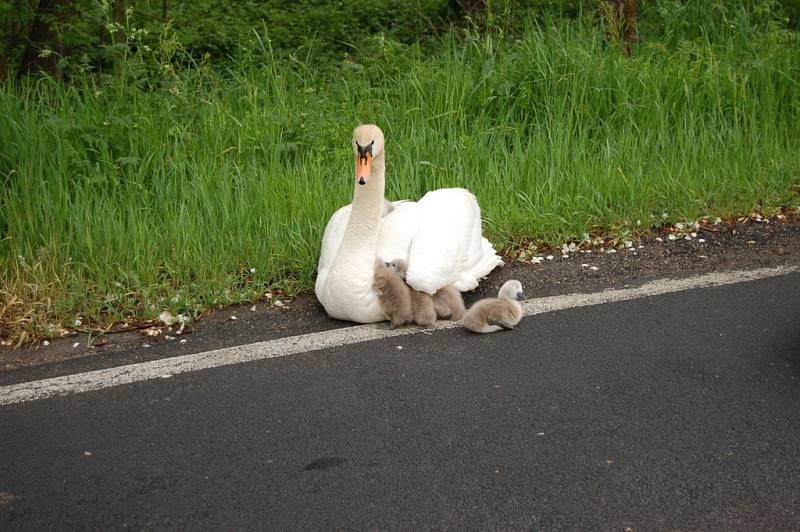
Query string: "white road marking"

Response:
xmin=1 ymin=266 xmax=796 ymax=406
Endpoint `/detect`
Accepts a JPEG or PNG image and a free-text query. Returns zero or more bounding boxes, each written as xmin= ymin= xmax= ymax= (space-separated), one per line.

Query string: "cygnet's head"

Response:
xmin=352 ymin=124 xmax=385 ymax=186
xmin=386 ymin=258 xmax=408 ymax=279
xmin=498 ymin=280 xmax=525 ymax=301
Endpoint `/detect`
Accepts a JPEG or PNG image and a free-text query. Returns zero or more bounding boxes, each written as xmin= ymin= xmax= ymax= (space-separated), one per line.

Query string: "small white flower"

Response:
xmin=714 ymin=217 xmax=722 ymax=225
xmin=74 ymin=317 xmax=83 ymax=327
xmin=531 ymin=256 xmax=544 ymax=264
xmin=675 ymin=222 xmax=685 ymax=230
xmin=249 ymin=267 xmax=256 ymax=274
xmin=624 ymin=240 xmax=633 ymax=248
xmin=159 ymin=311 xmax=175 ymax=326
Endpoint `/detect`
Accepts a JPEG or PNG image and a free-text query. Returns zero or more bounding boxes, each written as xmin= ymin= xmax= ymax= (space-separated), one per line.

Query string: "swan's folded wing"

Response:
xmin=404 ymin=188 xmax=502 ymax=294
xmin=375 ymin=202 xmax=419 ymax=265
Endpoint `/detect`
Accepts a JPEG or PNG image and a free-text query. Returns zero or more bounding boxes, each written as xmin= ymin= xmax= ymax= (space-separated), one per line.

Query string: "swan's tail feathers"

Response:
xmin=453 ymin=237 xmax=504 ymax=292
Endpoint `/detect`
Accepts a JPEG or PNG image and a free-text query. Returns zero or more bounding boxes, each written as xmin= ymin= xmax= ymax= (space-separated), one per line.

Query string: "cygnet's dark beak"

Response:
xmin=516 ymin=291 xmax=525 ymax=301
xmin=358 ymin=176 xmax=366 ymax=185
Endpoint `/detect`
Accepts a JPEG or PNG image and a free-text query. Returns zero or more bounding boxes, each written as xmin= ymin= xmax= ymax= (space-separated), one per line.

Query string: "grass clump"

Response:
xmin=1 ymin=6 xmax=799 ymax=344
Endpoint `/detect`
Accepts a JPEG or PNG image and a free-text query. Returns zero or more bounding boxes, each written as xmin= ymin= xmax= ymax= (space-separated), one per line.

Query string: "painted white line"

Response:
xmin=1 ymin=266 xmax=797 ymax=406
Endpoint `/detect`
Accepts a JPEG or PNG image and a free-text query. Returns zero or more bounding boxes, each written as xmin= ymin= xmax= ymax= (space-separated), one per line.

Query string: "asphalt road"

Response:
xmin=1 ymin=272 xmax=799 ymax=530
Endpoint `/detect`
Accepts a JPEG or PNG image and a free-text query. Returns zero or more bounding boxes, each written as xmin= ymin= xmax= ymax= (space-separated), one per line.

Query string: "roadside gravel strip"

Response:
xmin=0 ymin=266 xmax=796 ymax=406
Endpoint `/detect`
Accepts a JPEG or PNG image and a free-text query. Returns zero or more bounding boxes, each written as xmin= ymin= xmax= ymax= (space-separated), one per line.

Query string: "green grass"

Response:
xmin=2 ymin=12 xmax=799 ymax=344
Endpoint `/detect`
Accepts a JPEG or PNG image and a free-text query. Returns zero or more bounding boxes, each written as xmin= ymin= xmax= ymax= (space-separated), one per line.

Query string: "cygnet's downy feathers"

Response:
xmin=384 ymin=258 xmax=437 ymax=327
xmin=372 ymin=260 xmax=413 ymax=328
xmin=433 ymin=286 xmax=466 ymax=320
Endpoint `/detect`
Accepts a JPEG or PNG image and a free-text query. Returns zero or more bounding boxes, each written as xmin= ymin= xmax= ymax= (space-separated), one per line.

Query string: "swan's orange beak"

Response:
xmin=355 ymin=152 xmax=372 ymax=186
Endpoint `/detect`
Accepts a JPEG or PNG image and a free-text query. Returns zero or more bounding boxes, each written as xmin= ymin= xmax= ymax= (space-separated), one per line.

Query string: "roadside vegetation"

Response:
xmin=1 ymin=1 xmax=799 ymax=344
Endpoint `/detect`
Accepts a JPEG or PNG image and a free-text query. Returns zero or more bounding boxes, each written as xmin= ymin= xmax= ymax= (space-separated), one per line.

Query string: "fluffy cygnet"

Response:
xmin=385 ymin=258 xmax=436 ymax=327
xmin=433 ymin=286 xmax=466 ymax=320
xmin=462 ymin=280 xmax=525 ymax=333
xmin=373 ymin=259 xmax=413 ymax=328
xmin=410 ymin=289 xmax=436 ymax=327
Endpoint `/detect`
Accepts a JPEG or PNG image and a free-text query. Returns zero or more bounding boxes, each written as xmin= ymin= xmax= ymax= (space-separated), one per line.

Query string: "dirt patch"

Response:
xmin=1 ymin=214 xmax=798 ymax=375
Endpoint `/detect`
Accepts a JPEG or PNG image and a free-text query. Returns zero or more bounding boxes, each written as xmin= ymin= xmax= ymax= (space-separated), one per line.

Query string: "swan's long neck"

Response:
xmin=335 ymin=154 xmax=385 ymax=264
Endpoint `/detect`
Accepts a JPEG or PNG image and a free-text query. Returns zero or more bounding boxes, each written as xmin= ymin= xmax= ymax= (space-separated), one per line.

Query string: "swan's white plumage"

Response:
xmin=315 ymin=125 xmax=502 ymax=323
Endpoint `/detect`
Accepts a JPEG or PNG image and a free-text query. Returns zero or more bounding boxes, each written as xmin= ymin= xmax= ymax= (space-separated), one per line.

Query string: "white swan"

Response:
xmin=315 ymin=124 xmax=503 ymax=323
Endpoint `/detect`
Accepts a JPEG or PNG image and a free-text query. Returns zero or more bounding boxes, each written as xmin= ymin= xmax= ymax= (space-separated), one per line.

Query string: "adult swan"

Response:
xmin=315 ymin=124 xmax=502 ymax=323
